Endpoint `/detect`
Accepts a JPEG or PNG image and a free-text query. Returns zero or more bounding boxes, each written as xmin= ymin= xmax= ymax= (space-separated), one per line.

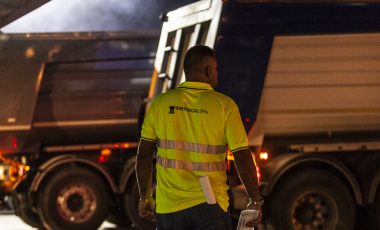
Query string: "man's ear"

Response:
xmin=205 ymin=65 xmax=211 ymax=78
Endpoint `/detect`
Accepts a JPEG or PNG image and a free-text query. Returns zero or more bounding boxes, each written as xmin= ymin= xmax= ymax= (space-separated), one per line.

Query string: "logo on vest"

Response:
xmin=168 ymin=106 xmax=208 ymax=114
xmin=169 ymin=106 xmax=175 ymax=114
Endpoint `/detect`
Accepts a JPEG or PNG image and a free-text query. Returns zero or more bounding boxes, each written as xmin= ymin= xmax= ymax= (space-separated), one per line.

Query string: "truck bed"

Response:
xmin=0 ymin=32 xmax=157 ymax=153
xmin=256 ymin=33 xmax=380 ymax=136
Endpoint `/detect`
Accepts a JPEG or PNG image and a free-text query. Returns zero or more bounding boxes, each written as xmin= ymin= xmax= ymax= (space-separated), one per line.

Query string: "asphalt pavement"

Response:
xmin=0 ymin=213 xmax=130 ymax=230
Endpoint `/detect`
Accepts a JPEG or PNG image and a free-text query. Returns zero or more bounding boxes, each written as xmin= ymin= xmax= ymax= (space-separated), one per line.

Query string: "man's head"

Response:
xmin=183 ymin=45 xmax=218 ymax=88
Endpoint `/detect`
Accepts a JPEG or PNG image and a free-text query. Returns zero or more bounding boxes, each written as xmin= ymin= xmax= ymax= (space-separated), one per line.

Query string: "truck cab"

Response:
xmin=150 ymin=1 xmax=380 ymax=229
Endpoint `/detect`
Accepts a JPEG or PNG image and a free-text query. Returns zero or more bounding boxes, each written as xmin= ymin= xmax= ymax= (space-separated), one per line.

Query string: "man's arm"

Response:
xmin=135 ymin=139 xmax=156 ymax=220
xmin=232 ymin=148 xmax=262 ymax=211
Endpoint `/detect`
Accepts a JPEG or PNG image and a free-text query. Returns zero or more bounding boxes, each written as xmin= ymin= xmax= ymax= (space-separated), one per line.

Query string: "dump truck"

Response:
xmin=148 ymin=1 xmax=380 ymax=229
xmin=0 ymin=31 xmax=158 ymax=229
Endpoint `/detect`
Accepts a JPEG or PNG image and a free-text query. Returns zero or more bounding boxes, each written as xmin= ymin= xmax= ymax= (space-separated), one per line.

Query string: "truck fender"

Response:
xmin=119 ymin=156 xmax=136 ymax=193
xmin=368 ymin=169 xmax=380 ymax=203
xmin=30 ymin=155 xmax=118 ymax=193
xmin=262 ymin=153 xmax=363 ymax=205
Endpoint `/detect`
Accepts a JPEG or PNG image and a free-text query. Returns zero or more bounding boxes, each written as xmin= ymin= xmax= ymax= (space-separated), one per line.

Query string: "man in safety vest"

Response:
xmin=136 ymin=45 xmax=262 ymax=229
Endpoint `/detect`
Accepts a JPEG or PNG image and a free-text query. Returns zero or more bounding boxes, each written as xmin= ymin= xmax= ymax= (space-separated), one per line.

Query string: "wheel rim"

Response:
xmin=291 ymin=192 xmax=338 ymax=230
xmin=56 ymin=183 xmax=97 ymax=224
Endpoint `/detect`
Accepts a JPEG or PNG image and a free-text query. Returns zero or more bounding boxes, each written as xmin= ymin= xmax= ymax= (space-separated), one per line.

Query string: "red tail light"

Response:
xmin=98 ymin=155 xmax=107 ymax=164
xmin=11 ymin=137 xmax=17 ymax=150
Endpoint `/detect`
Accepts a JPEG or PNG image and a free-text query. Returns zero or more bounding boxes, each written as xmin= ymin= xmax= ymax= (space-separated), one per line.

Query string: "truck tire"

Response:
xmin=16 ymin=206 xmax=42 ymax=228
xmin=375 ymin=187 xmax=380 ymax=228
xmin=265 ymin=169 xmax=356 ymax=230
xmin=11 ymin=192 xmax=42 ymax=229
xmin=37 ymin=167 xmax=109 ymax=230
xmin=107 ymin=206 xmax=130 ymax=226
xmin=124 ymin=177 xmax=155 ymax=230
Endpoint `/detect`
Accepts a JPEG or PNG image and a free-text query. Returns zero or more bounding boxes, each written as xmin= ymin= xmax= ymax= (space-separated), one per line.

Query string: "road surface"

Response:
xmin=0 ymin=213 xmax=120 ymax=230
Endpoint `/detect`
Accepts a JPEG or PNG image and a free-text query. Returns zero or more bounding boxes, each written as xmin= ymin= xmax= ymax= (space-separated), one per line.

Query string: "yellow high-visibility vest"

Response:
xmin=141 ymin=81 xmax=249 ymax=213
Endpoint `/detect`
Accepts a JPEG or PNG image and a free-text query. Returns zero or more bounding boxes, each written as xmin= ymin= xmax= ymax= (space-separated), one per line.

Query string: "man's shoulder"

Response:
xmin=153 ymin=88 xmax=235 ymax=104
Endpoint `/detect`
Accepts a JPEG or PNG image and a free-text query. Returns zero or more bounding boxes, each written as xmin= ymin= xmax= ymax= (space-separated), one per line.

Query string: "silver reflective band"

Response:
xmin=158 ymin=140 xmax=227 ymax=154
xmin=157 ymin=156 xmax=226 ymax=172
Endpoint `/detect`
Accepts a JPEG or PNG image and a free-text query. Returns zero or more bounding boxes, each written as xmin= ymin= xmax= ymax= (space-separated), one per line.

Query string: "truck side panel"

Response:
xmin=33 ymin=59 xmax=152 ymax=145
xmin=0 ymin=64 xmax=42 ymax=153
xmin=257 ymin=33 xmax=380 ymax=136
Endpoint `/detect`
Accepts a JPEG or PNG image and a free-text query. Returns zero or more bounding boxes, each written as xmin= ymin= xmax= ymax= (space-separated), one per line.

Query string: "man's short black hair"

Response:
xmin=183 ymin=45 xmax=215 ymax=74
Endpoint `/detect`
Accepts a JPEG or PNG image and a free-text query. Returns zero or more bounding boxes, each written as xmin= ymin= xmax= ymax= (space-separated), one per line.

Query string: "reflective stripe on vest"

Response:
xmin=157 ymin=156 xmax=226 ymax=172
xmin=158 ymin=139 xmax=227 ymax=154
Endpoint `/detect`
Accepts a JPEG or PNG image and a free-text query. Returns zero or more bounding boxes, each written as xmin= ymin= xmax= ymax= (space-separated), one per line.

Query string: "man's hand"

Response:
xmin=138 ymin=196 xmax=156 ymax=221
xmin=246 ymin=201 xmax=262 ymax=226
xmin=232 ymin=148 xmax=263 ymax=226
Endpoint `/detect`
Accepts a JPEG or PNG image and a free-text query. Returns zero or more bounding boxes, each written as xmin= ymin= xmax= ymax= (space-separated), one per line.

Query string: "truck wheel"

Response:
xmin=17 ymin=206 xmax=42 ymax=228
xmin=107 ymin=206 xmax=130 ymax=226
xmin=124 ymin=177 xmax=155 ymax=230
xmin=37 ymin=167 xmax=109 ymax=230
xmin=11 ymin=192 xmax=43 ymax=228
xmin=375 ymin=187 xmax=380 ymax=228
xmin=265 ymin=169 xmax=356 ymax=230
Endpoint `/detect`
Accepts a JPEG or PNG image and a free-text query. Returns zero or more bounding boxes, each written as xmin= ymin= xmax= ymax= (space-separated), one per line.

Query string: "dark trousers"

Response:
xmin=156 ymin=203 xmax=232 ymax=230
